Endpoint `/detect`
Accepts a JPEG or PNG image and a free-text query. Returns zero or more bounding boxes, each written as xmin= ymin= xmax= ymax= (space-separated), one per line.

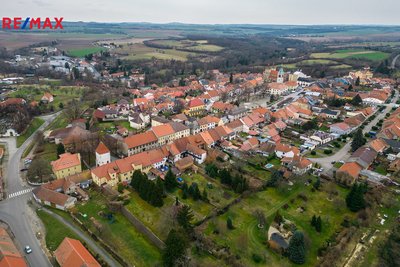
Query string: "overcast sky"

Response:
xmin=2 ymin=0 xmax=400 ymax=25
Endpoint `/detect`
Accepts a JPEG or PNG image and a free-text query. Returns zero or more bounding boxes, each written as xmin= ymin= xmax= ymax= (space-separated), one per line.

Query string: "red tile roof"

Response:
xmin=124 ymin=131 xmax=158 ymax=149
xmin=51 ymin=153 xmax=81 ymax=172
xmin=54 ymin=238 xmax=100 ymax=267
xmin=95 ymin=142 xmax=110 ymax=154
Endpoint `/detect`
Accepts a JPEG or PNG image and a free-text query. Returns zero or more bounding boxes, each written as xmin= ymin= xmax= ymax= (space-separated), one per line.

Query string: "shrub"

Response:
xmin=252 ymin=253 xmax=264 ymax=263
xmin=311 ymin=151 xmax=316 ymax=155
xmin=323 ymin=149 xmax=332 ymax=154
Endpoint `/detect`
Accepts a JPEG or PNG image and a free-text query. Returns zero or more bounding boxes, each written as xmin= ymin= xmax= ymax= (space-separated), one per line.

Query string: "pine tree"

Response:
xmin=163 ymin=229 xmax=188 ymax=267
xmin=56 ymin=143 xmax=65 ymax=157
xmin=346 ymin=183 xmax=366 ymax=212
xmin=202 ymin=188 xmax=208 ymax=202
xmin=230 ymin=73 xmax=233 ymax=83
xmin=351 ymin=94 xmax=363 ymax=106
xmin=313 ymin=177 xmax=321 ymax=190
xmin=311 ymin=215 xmax=317 ymax=227
xmin=164 ymin=169 xmax=178 ymax=191
xmin=351 ymin=129 xmax=366 ymax=152
xmin=220 ymin=169 xmax=232 ymax=185
xmin=177 ymin=205 xmax=193 ymax=231
xmin=315 ymin=216 xmax=322 ymax=232
xmin=355 ymin=76 xmax=360 ymax=86
xmin=227 ymin=217 xmax=234 ymax=230
xmin=288 ymin=231 xmax=306 ymax=264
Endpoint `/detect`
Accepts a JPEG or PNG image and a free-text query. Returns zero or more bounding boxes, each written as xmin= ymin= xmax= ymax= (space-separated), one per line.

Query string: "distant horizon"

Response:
xmin=2 ymin=0 xmax=400 ymax=25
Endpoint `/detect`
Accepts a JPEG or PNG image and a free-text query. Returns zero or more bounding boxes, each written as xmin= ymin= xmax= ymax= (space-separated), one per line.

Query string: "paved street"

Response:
xmin=0 ymin=112 xmax=121 ymax=267
xmin=0 ymin=113 xmax=59 ymax=267
xmin=311 ymin=89 xmax=399 ymax=173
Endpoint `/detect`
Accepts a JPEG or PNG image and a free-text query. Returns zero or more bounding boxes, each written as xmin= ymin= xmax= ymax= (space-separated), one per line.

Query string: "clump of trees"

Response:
xmin=205 ymin=164 xmax=248 ymax=193
xmin=266 ymin=170 xmax=283 ymax=188
xmin=163 ymin=229 xmax=189 ymax=267
xmin=311 ymin=215 xmax=322 ymax=232
xmin=346 ymin=183 xmax=367 ymax=212
xmin=130 ymin=170 xmax=164 ymax=207
xmin=288 ymin=231 xmax=306 ymax=264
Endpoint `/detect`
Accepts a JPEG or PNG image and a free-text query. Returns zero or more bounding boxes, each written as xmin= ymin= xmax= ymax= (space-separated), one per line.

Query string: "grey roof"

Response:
xmin=152 ymin=116 xmax=170 ymax=124
xmin=349 ymin=146 xmax=378 ymax=169
xmin=321 ymin=109 xmax=340 ymax=116
xmin=169 ymin=121 xmax=189 ymax=132
xmin=270 ymin=233 xmax=288 ymax=249
xmin=383 ymin=138 xmax=400 ymax=152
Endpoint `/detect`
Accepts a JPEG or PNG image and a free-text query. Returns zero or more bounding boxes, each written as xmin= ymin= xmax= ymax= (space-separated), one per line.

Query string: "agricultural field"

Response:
xmin=67 ymin=46 xmax=104 ymax=57
xmin=310 ymin=49 xmax=389 ymax=61
xmin=150 ymin=39 xmax=224 ymax=52
xmin=199 ymin=178 xmax=354 ymax=266
xmin=0 ymin=31 xmax=125 ymax=50
xmin=115 ymin=43 xmax=195 ymax=61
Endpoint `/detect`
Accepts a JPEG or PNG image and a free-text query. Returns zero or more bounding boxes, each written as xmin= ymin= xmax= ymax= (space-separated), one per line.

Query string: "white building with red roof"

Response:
xmin=95 ymin=142 xmax=110 ymax=167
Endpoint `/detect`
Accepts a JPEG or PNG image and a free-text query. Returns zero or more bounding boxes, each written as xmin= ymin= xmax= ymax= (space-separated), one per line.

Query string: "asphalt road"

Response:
xmin=311 ymin=89 xmax=399 ymax=172
xmin=391 ymin=54 xmax=400 ymax=69
xmin=0 ymin=113 xmax=59 ymax=267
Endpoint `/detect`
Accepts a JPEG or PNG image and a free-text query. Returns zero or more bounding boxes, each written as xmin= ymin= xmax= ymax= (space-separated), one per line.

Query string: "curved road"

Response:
xmin=0 ymin=113 xmax=59 ymax=267
xmin=311 ymin=89 xmax=399 ymax=173
xmin=391 ymin=54 xmax=400 ymax=69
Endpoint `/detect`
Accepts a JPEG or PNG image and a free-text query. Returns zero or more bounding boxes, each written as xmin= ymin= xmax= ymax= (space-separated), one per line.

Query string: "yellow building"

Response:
xmin=51 ymin=153 xmax=82 ymax=179
xmin=184 ymin=98 xmax=205 ymax=116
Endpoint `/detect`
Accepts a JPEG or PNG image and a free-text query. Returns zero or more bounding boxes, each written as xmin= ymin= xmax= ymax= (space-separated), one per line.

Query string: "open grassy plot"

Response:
xmin=10 ymin=85 xmax=85 ymax=112
xmin=116 ymin=43 xmax=195 ymax=61
xmin=74 ymin=189 xmax=161 ymax=266
xmin=201 ymin=179 xmax=353 ymax=266
xmin=16 ymin=117 xmax=44 ymax=147
xmin=34 ymin=142 xmax=58 ymax=162
xmin=201 ymin=180 xmax=308 ymax=266
xmin=67 ymin=46 xmax=104 ymax=57
xmin=37 ymin=208 xmax=81 ymax=251
xmin=126 ymin=173 xmax=236 ymax=240
xmin=310 ymin=49 xmax=389 ymax=61
xmin=279 ymin=184 xmax=353 ymax=266
xmin=298 ymin=59 xmax=338 ymax=65
xmin=45 ymin=113 xmax=69 ymax=131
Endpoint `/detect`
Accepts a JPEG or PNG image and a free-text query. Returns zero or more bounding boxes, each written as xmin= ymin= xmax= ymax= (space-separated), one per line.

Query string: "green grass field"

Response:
xmin=201 ymin=179 xmax=353 ymax=266
xmin=67 ymin=47 xmax=104 ymax=57
xmin=37 ymin=209 xmax=81 ymax=251
xmin=10 ymin=85 xmax=84 ymax=113
xmin=16 ymin=117 xmax=44 ymax=147
xmin=74 ymin=189 xmax=161 ymax=266
xmin=310 ymin=49 xmax=389 ymax=61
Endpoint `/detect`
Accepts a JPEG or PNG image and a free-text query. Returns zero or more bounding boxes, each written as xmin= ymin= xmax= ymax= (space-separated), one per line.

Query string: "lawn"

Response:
xmin=67 ymin=47 xmax=104 ymax=57
xmin=73 ymin=189 xmax=161 ymax=266
xmin=34 ymin=142 xmax=58 ymax=162
xmin=16 ymin=117 xmax=44 ymax=147
xmin=36 ymin=208 xmax=81 ymax=251
xmin=10 ymin=85 xmax=85 ymax=112
xmin=126 ymin=173 xmax=236 ymax=240
xmin=201 ymin=179 xmax=353 ymax=266
xmin=201 ymin=178 xmax=308 ymax=266
xmin=45 ymin=113 xmax=69 ymax=131
xmin=310 ymin=49 xmax=389 ymax=62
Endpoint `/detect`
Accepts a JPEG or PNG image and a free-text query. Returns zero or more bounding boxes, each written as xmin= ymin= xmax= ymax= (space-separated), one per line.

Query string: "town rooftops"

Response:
xmin=188 ymin=98 xmax=204 ymax=108
xmin=124 ymin=131 xmax=158 ymax=149
xmin=51 ymin=153 xmax=81 ymax=172
xmin=54 ymin=237 xmax=100 ymax=267
xmin=152 ymin=124 xmax=175 ymax=137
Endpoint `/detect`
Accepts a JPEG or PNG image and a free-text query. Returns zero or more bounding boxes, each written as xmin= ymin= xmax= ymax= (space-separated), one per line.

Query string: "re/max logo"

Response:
xmin=2 ymin=17 xmax=64 ymax=30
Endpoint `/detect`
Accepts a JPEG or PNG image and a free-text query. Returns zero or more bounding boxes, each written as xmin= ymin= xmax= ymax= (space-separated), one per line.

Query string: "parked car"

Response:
xmin=25 ymin=246 xmax=32 ymax=254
